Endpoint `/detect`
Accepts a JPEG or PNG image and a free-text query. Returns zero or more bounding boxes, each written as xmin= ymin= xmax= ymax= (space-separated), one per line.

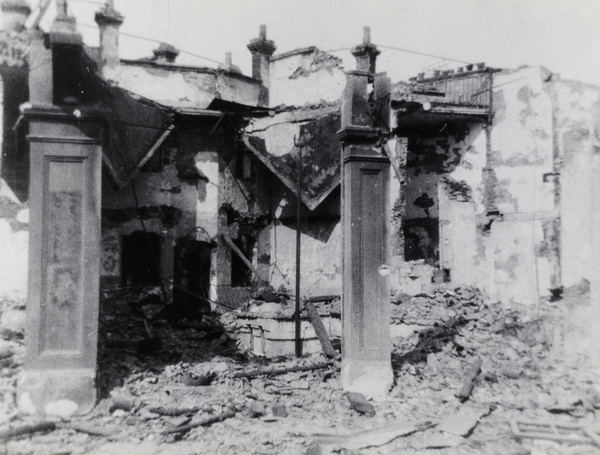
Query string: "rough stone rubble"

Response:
xmin=1 ymin=284 xmax=598 ymax=454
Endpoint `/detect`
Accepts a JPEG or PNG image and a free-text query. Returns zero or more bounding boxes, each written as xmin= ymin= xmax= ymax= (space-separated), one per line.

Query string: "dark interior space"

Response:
xmin=231 ymin=234 xmax=254 ymax=287
xmin=173 ymin=238 xmax=212 ymax=314
xmin=403 ymin=219 xmax=439 ymax=266
xmin=121 ymin=231 xmax=161 ymax=286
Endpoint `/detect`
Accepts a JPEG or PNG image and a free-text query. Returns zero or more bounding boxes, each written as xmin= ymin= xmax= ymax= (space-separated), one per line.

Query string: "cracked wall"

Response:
xmin=396 ymin=120 xmax=485 ymax=294
xmin=269 ymin=48 xmax=346 ymax=107
xmin=554 ymin=79 xmax=600 ymax=288
xmin=476 ymin=67 xmax=556 ymax=304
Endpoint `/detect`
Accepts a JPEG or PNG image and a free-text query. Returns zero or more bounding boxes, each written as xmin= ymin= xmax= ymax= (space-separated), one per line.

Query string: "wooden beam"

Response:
xmin=222 ymin=234 xmax=268 ymax=283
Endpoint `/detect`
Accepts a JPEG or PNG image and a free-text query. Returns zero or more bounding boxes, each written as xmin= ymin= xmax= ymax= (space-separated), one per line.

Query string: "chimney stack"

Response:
xmin=219 ymin=52 xmax=242 ymax=74
xmin=1 ymin=0 xmax=31 ymax=32
xmin=50 ymin=0 xmax=81 ymax=44
xmin=152 ymin=42 xmax=179 ymax=64
xmin=247 ymin=25 xmax=276 ymax=84
xmin=95 ymin=0 xmax=124 ymax=70
xmin=351 ymin=26 xmax=380 ymax=73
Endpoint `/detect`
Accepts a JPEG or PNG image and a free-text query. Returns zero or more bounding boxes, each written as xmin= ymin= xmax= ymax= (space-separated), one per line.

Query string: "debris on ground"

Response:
xmin=0 ymin=285 xmax=598 ymax=454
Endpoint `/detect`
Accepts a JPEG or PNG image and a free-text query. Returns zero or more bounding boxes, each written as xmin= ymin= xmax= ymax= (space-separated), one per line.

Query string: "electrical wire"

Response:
xmin=375 ymin=44 xmax=473 ymax=65
xmin=77 ymin=22 xmax=224 ymax=66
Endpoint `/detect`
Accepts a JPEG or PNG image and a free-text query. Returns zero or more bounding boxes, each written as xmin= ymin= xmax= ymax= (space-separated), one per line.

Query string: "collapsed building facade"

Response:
xmin=1 ymin=0 xmax=600 ymax=414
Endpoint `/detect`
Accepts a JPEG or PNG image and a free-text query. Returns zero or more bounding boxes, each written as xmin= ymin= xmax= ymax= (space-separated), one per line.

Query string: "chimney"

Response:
xmin=247 ymin=25 xmax=276 ymax=84
xmin=95 ymin=0 xmax=123 ymax=70
xmin=1 ymin=0 xmax=31 ymax=32
xmin=219 ymin=52 xmax=242 ymax=74
xmin=47 ymin=0 xmax=84 ymax=105
xmin=351 ymin=26 xmax=380 ymax=73
xmin=153 ymin=42 xmax=179 ymax=64
xmin=50 ymin=0 xmax=82 ymax=45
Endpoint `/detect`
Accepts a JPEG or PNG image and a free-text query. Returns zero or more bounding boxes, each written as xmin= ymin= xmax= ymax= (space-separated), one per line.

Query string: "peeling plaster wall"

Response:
xmin=106 ymin=65 xmax=215 ymax=109
xmin=105 ymin=64 xmax=262 ymax=110
xmin=399 ymin=121 xmax=485 ymax=290
xmin=269 ymin=49 xmax=346 ymax=107
xmin=481 ymin=66 xmax=557 ymax=304
xmin=491 ymin=67 xmax=555 ymax=214
xmin=265 ymin=220 xmax=342 ymax=296
xmin=554 ymin=79 xmax=600 ymax=288
xmin=438 ymin=182 xmax=477 ymax=286
xmin=195 ymin=152 xmax=219 ymax=238
xmin=100 ymin=133 xmax=221 ymax=290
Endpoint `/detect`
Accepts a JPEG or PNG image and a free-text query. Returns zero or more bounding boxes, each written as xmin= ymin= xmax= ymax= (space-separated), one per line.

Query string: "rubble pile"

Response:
xmin=0 ymin=287 xmax=599 ymax=454
xmin=388 ymin=285 xmax=600 ymax=454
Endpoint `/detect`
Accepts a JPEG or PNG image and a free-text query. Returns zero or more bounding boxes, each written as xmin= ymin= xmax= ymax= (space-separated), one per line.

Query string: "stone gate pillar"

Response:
xmin=17 ymin=106 xmax=104 ymax=417
xmin=17 ymin=5 xmax=105 ymax=416
xmin=338 ymin=28 xmax=393 ymax=400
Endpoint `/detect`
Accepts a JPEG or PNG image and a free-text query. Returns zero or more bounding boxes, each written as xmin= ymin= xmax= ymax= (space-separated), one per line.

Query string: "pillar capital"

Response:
xmin=49 ymin=0 xmax=82 ymax=45
xmin=247 ymin=25 xmax=276 ymax=57
xmin=351 ymin=26 xmax=380 ymax=73
xmin=94 ymin=1 xmax=123 ymax=27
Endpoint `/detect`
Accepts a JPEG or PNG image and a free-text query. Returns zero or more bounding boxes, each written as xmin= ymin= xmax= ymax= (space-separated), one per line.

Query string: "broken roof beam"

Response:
xmin=222 ymin=234 xmax=268 ymax=284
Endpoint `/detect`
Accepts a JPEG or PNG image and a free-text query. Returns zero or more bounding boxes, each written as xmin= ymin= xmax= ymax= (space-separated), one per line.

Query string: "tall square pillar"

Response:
xmin=18 ymin=106 xmax=104 ymax=416
xmin=338 ymin=68 xmax=393 ymax=400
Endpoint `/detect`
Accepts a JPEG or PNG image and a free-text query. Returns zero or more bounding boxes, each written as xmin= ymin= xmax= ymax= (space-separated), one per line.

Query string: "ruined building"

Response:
xmin=0 ymin=0 xmax=599 ymax=414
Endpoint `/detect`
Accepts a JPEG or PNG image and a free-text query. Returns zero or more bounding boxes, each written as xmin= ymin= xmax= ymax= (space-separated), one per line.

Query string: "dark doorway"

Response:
xmin=231 ymin=235 xmax=254 ymax=287
xmin=174 ymin=239 xmax=212 ymax=314
xmin=121 ymin=232 xmax=161 ymax=286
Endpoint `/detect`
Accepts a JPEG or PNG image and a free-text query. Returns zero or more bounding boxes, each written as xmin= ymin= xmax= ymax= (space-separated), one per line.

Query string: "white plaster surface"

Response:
xmin=0 ymin=219 xmax=28 ymax=300
xmin=269 ymin=50 xmax=346 ymax=107
xmin=267 ymin=222 xmax=342 ymax=296
xmin=341 ymin=360 xmax=393 ymax=401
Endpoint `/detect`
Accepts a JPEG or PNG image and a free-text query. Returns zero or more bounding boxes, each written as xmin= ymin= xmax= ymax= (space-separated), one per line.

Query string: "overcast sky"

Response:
xmin=36 ymin=0 xmax=600 ymax=85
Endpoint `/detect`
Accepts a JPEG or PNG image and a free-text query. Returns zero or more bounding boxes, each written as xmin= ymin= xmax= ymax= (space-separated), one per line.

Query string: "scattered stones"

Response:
xmin=345 ymin=391 xmax=375 ymax=417
xmin=248 ymin=401 xmax=266 ymax=418
xmin=272 ymin=403 xmax=287 ymax=417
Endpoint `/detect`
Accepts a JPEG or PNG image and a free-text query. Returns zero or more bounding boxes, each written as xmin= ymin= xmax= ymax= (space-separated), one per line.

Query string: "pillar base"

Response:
xmin=341 ymin=359 xmax=393 ymax=401
xmin=18 ymin=368 xmax=96 ymax=417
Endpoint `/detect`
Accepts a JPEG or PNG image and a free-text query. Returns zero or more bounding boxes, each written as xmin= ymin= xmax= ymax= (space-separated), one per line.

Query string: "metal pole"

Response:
xmin=295 ymin=144 xmax=302 ymax=357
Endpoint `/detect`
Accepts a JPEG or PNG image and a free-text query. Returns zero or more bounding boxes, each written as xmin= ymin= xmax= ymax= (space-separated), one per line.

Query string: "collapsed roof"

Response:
xmin=243 ymin=104 xmax=342 ymax=210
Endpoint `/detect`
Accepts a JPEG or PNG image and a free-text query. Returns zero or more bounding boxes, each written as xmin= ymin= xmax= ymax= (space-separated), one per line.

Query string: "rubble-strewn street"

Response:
xmin=2 ymin=1 xmax=600 ymax=454
xmin=1 ymin=284 xmax=598 ymax=455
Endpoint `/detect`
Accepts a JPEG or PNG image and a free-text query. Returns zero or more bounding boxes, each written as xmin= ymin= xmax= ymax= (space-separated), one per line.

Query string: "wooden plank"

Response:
xmin=222 ymin=234 xmax=268 ymax=283
xmin=304 ymin=300 xmax=337 ymax=358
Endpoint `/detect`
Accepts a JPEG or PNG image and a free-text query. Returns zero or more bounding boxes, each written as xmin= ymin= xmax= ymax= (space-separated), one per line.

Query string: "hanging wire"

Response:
xmin=77 ymin=22 xmax=224 ymax=66
xmin=376 ymin=44 xmax=473 ymax=65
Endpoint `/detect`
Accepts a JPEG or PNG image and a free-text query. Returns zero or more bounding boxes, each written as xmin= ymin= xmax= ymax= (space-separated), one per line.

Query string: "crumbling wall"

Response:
xmin=479 ymin=66 xmax=556 ymax=305
xmin=265 ymin=218 xmax=342 ymax=297
xmin=438 ymin=179 xmax=477 ymax=286
xmin=269 ymin=48 xmax=346 ymax=107
xmin=106 ymin=64 xmax=262 ymax=110
xmin=553 ymin=79 xmax=600 ymax=288
xmin=100 ymin=132 xmax=219 ymax=293
xmin=398 ymin=120 xmax=485 ymax=292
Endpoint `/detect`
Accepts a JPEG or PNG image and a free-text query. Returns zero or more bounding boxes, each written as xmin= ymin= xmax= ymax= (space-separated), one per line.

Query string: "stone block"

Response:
xmin=341 ymin=359 xmax=393 ymax=401
xmin=18 ymin=368 xmax=96 ymax=416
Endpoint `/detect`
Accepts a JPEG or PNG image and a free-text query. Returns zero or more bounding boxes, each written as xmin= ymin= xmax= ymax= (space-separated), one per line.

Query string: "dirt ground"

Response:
xmin=1 ymin=285 xmax=599 ymax=455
